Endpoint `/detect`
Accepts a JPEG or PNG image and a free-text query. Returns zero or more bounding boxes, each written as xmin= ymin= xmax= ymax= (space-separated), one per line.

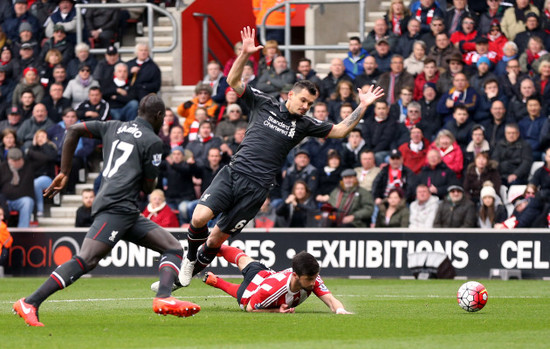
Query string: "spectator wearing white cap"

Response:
xmin=478 ymin=183 xmax=507 ymax=228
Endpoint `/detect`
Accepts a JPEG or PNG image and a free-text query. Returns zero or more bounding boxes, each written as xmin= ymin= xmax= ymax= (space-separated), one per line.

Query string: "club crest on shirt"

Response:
xmin=152 ymin=153 xmax=162 ymax=166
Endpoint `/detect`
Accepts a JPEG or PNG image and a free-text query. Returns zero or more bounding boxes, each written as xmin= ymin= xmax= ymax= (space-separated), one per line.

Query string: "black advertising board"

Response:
xmin=4 ymin=228 xmax=550 ymax=278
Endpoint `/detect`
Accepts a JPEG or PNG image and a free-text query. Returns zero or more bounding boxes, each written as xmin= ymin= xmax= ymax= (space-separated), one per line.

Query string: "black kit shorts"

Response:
xmin=87 ymin=211 xmax=162 ymax=247
xmin=236 ymin=261 xmax=271 ymax=305
xmin=197 ymin=165 xmax=269 ymax=236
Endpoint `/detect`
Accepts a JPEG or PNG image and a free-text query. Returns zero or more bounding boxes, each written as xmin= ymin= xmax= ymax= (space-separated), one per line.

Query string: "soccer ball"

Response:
xmin=457 ymin=281 xmax=488 ymax=312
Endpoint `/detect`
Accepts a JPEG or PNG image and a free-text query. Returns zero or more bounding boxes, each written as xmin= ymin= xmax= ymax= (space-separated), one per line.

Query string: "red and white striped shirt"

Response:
xmin=240 ymin=268 xmax=331 ymax=311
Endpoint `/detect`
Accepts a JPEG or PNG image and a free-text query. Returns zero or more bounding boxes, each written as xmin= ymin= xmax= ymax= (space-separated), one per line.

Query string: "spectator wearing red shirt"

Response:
xmin=450 ymin=15 xmax=477 ymax=52
xmin=413 ymin=58 xmax=439 ymax=100
xmin=142 ymin=189 xmax=180 ymax=228
xmin=399 ymin=126 xmax=429 ymax=174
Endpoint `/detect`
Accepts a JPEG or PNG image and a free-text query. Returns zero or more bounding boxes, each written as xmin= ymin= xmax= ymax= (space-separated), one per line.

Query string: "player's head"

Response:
xmin=286 ymin=81 xmax=319 ymax=116
xmin=139 ymin=93 xmax=165 ymax=133
xmin=292 ymin=251 xmax=319 ymax=292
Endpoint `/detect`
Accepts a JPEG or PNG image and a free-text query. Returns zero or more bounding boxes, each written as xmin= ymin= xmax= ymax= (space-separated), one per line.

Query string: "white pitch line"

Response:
xmin=2 ymin=294 xmax=548 ymax=305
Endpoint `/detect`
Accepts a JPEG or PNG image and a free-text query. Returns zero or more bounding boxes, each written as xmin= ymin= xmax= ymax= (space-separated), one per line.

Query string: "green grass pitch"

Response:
xmin=1 ymin=277 xmax=549 ymax=348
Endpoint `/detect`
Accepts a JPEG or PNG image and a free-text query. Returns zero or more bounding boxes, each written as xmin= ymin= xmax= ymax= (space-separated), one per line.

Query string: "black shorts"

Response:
xmin=87 ymin=211 xmax=162 ymax=247
xmin=236 ymin=261 xmax=270 ymax=305
xmin=198 ymin=165 xmax=269 ymax=236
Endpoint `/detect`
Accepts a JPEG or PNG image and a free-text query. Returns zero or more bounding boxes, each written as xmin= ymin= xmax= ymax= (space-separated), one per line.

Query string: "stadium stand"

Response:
xmin=4 ymin=0 xmax=549 ymax=229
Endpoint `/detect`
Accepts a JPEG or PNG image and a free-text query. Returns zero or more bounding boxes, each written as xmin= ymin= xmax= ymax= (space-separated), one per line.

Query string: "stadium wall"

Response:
xmin=5 ymin=228 xmax=550 ymax=279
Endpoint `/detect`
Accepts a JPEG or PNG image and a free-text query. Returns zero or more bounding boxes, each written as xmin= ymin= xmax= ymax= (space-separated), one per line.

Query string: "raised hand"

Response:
xmin=241 ymin=26 xmax=263 ymax=55
xmin=357 ymin=85 xmax=384 ymax=107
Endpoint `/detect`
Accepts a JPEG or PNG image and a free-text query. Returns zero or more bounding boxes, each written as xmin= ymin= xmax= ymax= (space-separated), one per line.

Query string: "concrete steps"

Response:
xmin=37 ymin=173 xmax=98 ymax=227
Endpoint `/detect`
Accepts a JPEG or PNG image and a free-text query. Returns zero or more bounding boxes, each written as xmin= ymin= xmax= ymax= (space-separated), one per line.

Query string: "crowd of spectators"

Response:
xmin=0 ymin=0 xmax=549 ymax=230
xmin=0 ymin=0 xmax=162 ymax=227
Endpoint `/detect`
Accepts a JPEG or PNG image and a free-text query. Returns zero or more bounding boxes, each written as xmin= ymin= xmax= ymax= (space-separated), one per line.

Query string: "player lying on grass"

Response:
xmin=13 ymin=94 xmax=200 ymax=327
xmin=203 ymin=245 xmax=352 ymax=314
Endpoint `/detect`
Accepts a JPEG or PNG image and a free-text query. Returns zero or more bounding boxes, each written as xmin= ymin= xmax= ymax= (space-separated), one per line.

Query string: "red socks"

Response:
xmin=212 ymin=277 xmax=239 ymax=298
xmin=218 ymin=245 xmax=246 ymax=265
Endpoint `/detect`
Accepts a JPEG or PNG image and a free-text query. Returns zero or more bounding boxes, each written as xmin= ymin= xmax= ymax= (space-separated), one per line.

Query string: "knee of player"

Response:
xmin=191 ymin=205 xmax=215 ymax=226
xmin=237 ymin=256 xmax=254 ymax=271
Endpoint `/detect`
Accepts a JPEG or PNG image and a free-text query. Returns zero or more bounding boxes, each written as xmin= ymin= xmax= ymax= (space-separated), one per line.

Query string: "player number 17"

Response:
xmin=103 ymin=140 xmax=135 ymax=178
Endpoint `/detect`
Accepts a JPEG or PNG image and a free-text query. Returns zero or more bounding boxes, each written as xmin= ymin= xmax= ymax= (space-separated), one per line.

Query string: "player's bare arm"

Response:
xmin=328 ymin=85 xmax=384 ymax=138
xmin=246 ymin=303 xmax=295 ymax=313
xmin=227 ymin=26 xmax=263 ymax=95
xmin=44 ymin=123 xmax=91 ymax=198
xmin=319 ymin=294 xmax=353 ymax=314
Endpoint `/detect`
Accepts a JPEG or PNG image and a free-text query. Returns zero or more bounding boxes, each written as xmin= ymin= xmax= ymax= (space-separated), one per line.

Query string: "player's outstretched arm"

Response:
xmin=327 ymin=85 xmax=384 ymax=139
xmin=246 ymin=303 xmax=295 ymax=313
xmin=227 ymin=26 xmax=263 ymax=95
xmin=319 ymin=294 xmax=353 ymax=315
xmin=44 ymin=123 xmax=90 ymax=198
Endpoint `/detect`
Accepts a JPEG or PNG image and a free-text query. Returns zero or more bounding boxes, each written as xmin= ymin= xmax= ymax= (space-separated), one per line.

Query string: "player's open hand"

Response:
xmin=43 ymin=173 xmax=68 ymax=198
xmin=335 ymin=308 xmax=353 ymax=315
xmin=357 ymin=85 xmax=384 ymax=107
xmin=241 ymin=26 xmax=263 ymax=55
xmin=279 ymin=304 xmax=295 ymax=313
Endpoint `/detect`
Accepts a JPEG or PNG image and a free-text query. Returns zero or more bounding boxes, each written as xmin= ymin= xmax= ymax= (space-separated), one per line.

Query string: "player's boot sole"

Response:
xmin=13 ymin=298 xmax=44 ymax=327
xmin=152 ymin=297 xmax=200 ymax=318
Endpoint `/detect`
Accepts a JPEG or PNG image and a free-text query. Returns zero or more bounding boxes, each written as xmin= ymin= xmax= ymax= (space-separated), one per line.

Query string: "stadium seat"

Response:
xmin=505 ymin=185 xmax=527 ymax=216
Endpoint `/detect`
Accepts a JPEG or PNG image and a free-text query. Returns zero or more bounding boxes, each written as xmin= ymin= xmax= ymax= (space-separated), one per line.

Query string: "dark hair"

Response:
xmin=388 ymin=188 xmax=404 ymax=199
xmin=471 ymin=124 xmax=485 ymax=134
xmin=62 ymin=107 xmax=75 ymax=117
xmin=89 ymin=86 xmax=101 ymax=93
xmin=505 ymin=123 xmax=520 ymax=132
xmin=349 ymin=36 xmax=361 ymax=44
xmin=313 ymin=101 xmax=327 ymax=111
xmin=292 ymin=251 xmax=319 ymax=277
xmin=208 ymin=147 xmax=221 ymax=156
xmin=375 ymin=99 xmax=388 ymax=107
xmin=298 ymin=57 xmax=312 ymax=65
xmin=453 ymin=104 xmax=468 ymax=113
xmin=424 ymin=58 xmax=436 ymax=66
xmin=81 ymin=188 xmax=94 ymax=195
xmin=360 ymin=148 xmax=374 ymax=156
xmin=349 ymin=128 xmax=362 ymax=136
xmin=53 ymin=64 xmax=66 ymax=72
xmin=292 ymin=80 xmax=319 ymax=96
xmin=138 ymin=93 xmax=165 ymax=119
xmin=526 ymin=96 xmax=541 ymax=105
xmin=50 ymin=82 xmax=64 ymax=90
xmin=199 ymin=120 xmax=213 ymax=129
xmin=21 ymin=88 xmax=35 ymax=97
xmin=483 ymin=78 xmax=499 ymax=88
xmin=340 ymin=102 xmax=354 ymax=110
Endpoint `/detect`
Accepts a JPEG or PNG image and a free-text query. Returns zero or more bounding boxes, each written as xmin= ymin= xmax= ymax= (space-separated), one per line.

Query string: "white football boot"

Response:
xmin=150 ymin=281 xmax=182 ymax=293
xmin=178 ymin=258 xmax=196 ymax=287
